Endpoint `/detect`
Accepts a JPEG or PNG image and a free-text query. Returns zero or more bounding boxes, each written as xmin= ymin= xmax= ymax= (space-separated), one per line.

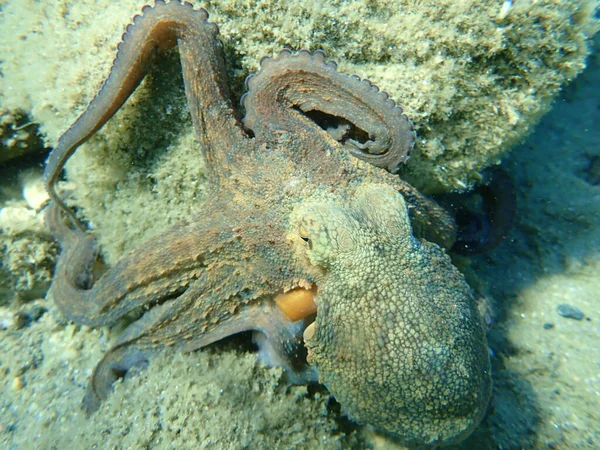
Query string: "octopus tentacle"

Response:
xmin=242 ymin=49 xmax=414 ymax=173
xmin=83 ymin=281 xmax=204 ymax=414
xmin=83 ymin=287 xmax=313 ymax=414
xmin=45 ymin=198 xmax=234 ymax=327
xmin=391 ymin=178 xmax=457 ymax=249
xmin=44 ymin=0 xmax=246 ymax=229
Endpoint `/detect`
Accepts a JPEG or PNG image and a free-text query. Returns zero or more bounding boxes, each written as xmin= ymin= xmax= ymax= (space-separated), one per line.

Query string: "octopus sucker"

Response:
xmin=303 ymin=321 xmax=316 ymax=341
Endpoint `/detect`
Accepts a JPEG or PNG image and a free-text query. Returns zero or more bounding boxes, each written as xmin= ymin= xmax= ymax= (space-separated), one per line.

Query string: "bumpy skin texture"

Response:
xmin=297 ymin=185 xmax=490 ymax=446
xmin=44 ymin=1 xmax=490 ymax=446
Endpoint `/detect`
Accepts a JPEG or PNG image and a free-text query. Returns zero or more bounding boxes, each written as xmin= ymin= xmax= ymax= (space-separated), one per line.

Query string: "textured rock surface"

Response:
xmin=0 ymin=0 xmax=597 ymax=264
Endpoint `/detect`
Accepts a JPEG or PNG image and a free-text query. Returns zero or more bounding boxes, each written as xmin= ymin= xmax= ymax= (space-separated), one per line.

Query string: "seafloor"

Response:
xmin=1 ymin=3 xmax=600 ymax=450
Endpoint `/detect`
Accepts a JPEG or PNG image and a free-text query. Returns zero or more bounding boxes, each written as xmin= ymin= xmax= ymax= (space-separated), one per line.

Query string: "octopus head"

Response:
xmin=289 ymin=183 xmax=491 ymax=447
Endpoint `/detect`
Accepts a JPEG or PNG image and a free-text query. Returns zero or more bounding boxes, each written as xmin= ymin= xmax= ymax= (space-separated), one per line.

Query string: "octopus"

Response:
xmin=43 ymin=1 xmax=491 ymax=447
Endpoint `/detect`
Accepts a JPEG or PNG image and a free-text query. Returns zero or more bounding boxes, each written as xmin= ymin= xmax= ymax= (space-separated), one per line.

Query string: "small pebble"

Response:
xmin=543 ymin=322 xmax=554 ymax=330
xmin=12 ymin=376 xmax=24 ymax=391
xmin=21 ymin=169 xmax=48 ymax=211
xmin=556 ymin=303 xmax=585 ymax=321
xmin=0 ymin=308 xmax=15 ymax=330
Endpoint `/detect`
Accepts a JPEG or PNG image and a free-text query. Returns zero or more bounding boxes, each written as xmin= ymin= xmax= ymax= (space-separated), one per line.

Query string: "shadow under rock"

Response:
xmin=448 ymin=45 xmax=600 ymax=449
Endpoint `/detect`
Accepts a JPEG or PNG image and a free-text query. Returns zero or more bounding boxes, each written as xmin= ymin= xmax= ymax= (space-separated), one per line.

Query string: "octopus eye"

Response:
xmin=299 ymin=227 xmax=311 ymax=247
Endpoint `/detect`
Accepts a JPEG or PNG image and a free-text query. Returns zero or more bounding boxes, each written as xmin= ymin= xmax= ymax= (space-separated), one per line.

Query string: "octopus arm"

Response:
xmin=44 ymin=0 xmax=246 ymax=228
xmin=242 ymin=49 xmax=414 ymax=173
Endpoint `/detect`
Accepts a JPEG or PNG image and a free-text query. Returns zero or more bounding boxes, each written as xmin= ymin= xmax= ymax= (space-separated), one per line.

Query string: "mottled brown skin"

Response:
xmin=44 ymin=1 xmax=491 ymax=446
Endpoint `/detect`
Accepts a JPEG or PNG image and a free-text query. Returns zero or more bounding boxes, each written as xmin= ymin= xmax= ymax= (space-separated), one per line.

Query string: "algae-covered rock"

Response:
xmin=0 ymin=304 xmax=361 ymax=449
xmin=0 ymin=169 xmax=56 ymax=305
xmin=0 ymin=109 xmax=45 ymax=164
xmin=0 ymin=0 xmax=597 ymax=258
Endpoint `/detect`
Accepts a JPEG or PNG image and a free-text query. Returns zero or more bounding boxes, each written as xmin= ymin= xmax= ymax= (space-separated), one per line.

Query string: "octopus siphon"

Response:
xmin=44 ymin=1 xmax=491 ymax=447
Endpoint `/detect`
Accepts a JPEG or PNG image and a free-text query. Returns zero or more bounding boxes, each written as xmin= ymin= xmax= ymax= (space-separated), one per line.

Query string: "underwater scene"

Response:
xmin=0 ymin=0 xmax=598 ymax=448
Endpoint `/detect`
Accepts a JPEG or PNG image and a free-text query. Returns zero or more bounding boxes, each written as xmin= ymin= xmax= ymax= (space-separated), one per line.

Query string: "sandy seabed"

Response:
xmin=1 ymin=2 xmax=599 ymax=450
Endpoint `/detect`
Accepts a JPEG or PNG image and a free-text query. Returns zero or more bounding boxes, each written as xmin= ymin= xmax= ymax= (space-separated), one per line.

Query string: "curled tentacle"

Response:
xmin=44 ymin=0 xmax=245 ymax=229
xmin=242 ymin=49 xmax=414 ymax=173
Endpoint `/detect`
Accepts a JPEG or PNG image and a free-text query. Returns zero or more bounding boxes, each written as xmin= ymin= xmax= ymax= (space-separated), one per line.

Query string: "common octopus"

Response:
xmin=43 ymin=1 xmax=491 ymax=447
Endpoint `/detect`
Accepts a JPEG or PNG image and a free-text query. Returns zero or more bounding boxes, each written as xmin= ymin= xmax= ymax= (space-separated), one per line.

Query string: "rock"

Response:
xmin=556 ymin=303 xmax=585 ymax=321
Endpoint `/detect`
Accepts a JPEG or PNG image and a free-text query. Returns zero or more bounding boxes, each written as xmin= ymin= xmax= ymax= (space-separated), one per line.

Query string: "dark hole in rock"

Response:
xmin=298 ymin=108 xmax=370 ymax=147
